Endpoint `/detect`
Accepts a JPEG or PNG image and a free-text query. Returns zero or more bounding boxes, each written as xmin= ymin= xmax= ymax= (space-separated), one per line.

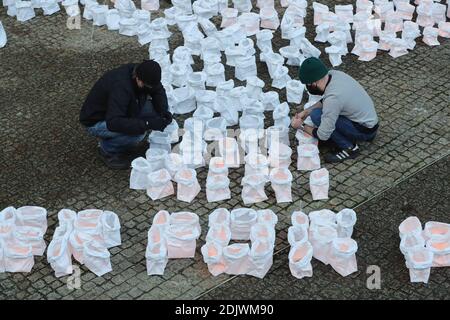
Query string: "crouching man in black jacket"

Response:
xmin=80 ymin=60 xmax=172 ymax=169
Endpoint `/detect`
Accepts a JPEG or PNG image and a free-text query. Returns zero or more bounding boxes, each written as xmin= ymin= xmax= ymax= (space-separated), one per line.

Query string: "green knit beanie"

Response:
xmin=298 ymin=57 xmax=329 ymax=84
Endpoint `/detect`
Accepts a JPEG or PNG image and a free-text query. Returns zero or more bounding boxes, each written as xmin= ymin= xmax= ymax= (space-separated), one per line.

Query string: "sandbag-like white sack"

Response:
xmin=374 ymin=1 xmax=394 ymax=22
xmin=13 ymin=226 xmax=46 ymax=256
xmin=312 ymin=2 xmax=329 ymax=25
xmin=146 ymin=169 xmax=174 ymax=201
xmin=205 ymin=63 xmax=225 ymax=87
xmin=239 ymin=129 xmax=262 ymax=156
xmin=289 ymin=241 xmax=313 ymax=279
xmin=260 ymin=7 xmax=279 ymax=30
xmin=206 ymin=175 xmax=231 ymax=203
xmin=396 ymin=1 xmax=415 ymax=20
xmin=247 ymin=240 xmax=273 ymax=278
xmin=187 ymin=72 xmax=207 ymax=92
xmin=265 ymin=126 xmax=290 ymax=151
xmin=378 ymin=30 xmax=396 ymax=51
xmin=82 ymin=0 xmax=96 ymax=20
xmin=245 ymin=76 xmax=264 ymax=100
xmin=242 ymin=99 xmax=264 ymax=118
xmin=230 ymin=208 xmax=257 ymax=241
xmin=325 ymin=45 xmax=343 ymax=67
xmin=225 ymin=45 xmax=246 ymax=67
xmin=309 ymin=168 xmax=329 ymax=201
xmin=47 ymin=237 xmax=73 ymax=277
xmin=218 ymin=137 xmax=241 ymax=168
xmin=400 ymin=233 xmax=425 ymax=256
xmin=244 ymin=153 xmax=269 ymax=176
xmin=239 ymin=114 xmax=264 ymax=131
xmin=148 ymin=225 xmax=166 ymax=246
xmin=288 ymin=225 xmax=308 ymax=246
xmin=269 ymin=167 xmax=293 ymax=203
xmin=315 ymin=23 xmax=330 ymax=43
xmin=271 ymin=65 xmax=291 ymax=90
xmin=268 ymin=142 xmax=292 ymax=169
xmin=426 ymin=239 xmax=450 ymax=267
xmin=357 ymin=39 xmax=378 ymax=62
xmin=336 ymin=209 xmax=357 ymax=238
xmin=16 ymin=206 xmax=47 ymax=234
xmin=170 ymin=211 xmax=201 ymax=234
xmin=193 ymin=105 xmax=214 ymax=124
xmin=141 ymin=0 xmax=159 ymax=11
xmin=335 ymin=4 xmax=353 ymax=23
xmin=0 ymin=223 xmax=13 ymax=241
xmin=145 ymin=242 xmax=168 ymax=275
xmin=235 ymin=55 xmax=257 ymax=81
xmin=57 ymin=209 xmax=77 ymax=228
xmin=204 ymin=117 xmax=227 ymax=141
xmin=100 ymin=211 xmax=121 ymax=248
xmin=4 ymin=240 xmax=34 ymax=273
xmin=0 ymin=241 xmax=5 ymax=272
xmin=169 ymin=63 xmax=189 ymax=88
xmin=146 ymin=148 xmax=168 ymax=171
xmin=250 ymin=223 xmax=275 ymax=246
xmin=164 ymin=153 xmax=184 ymax=178
xmin=151 ymin=210 xmax=170 ymax=232
xmin=257 ymin=209 xmax=278 ymax=227
xmin=423 ymin=27 xmax=440 ymax=46
xmin=92 ymin=4 xmax=108 ymax=26
xmin=115 ymin=0 xmax=136 ymax=17
xmin=172 ymin=0 xmax=192 ymax=13
xmin=291 ymin=211 xmax=309 ymax=231
xmin=256 ymin=29 xmax=273 ymax=52
xmin=163 ymin=119 xmax=180 ymax=144
xmin=309 ymin=209 xmax=336 ymax=228
xmin=399 ymin=216 xmax=422 ymax=240
xmin=297 ymin=144 xmax=321 ymax=171
xmin=69 ymin=230 xmax=93 ymax=264
xmin=260 ymin=91 xmax=279 ymax=112
xmin=223 ymin=243 xmax=250 ymax=275
xmin=0 ymin=206 xmax=16 ymax=224
xmin=309 ymin=224 xmax=338 ymax=265
xmin=384 ymin=12 xmax=403 ymax=33
xmin=296 ymin=129 xmax=318 ymax=146
xmin=432 ymin=2 xmax=446 ymax=24
xmin=201 ymin=241 xmax=226 ymax=276
xmin=356 ymin=0 xmax=372 ymax=14
xmin=405 ymin=247 xmax=433 ymax=284
xmin=41 ymin=0 xmax=60 ymax=15
xmin=329 ymin=238 xmax=358 ymax=277
xmin=172 ymin=86 xmax=196 ymax=114
xmin=272 ymin=102 xmax=290 ymax=128
xmin=119 ymin=17 xmax=138 ymax=36
xmin=241 ymin=174 xmax=269 ymax=205
xmin=16 ymin=0 xmax=35 ymax=22
xmin=208 ymin=157 xmax=229 ymax=179
xmin=83 ymin=240 xmax=112 ymax=277
xmin=206 ymin=224 xmax=231 ymax=247
xmin=423 ymin=221 xmax=450 ymax=242
xmin=209 ymin=208 xmax=231 ymax=227
xmin=166 ymin=224 xmax=200 ymax=259
xmin=389 ymin=38 xmax=409 ymax=58
xmin=221 ymin=7 xmax=238 ymax=28
xmin=416 ymin=2 xmax=434 ymax=28
xmin=130 ymin=157 xmax=153 ymax=190
xmin=438 ymin=22 xmax=450 ymax=38
xmin=238 ymin=12 xmax=260 ymax=36
xmin=286 ymin=80 xmax=304 ymax=104
xmin=53 ymin=223 xmax=72 ymax=240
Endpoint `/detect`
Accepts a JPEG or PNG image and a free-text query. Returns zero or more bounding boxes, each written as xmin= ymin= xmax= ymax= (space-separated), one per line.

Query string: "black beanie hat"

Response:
xmin=135 ymin=60 xmax=162 ymax=86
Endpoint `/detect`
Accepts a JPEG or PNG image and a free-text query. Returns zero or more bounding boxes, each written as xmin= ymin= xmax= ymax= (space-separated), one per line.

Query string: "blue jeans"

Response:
xmin=310 ymin=108 xmax=377 ymax=149
xmin=86 ymin=101 xmax=155 ymax=154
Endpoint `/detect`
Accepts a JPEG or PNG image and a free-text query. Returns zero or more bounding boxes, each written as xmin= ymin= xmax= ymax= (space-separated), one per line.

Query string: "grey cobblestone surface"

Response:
xmin=0 ymin=0 xmax=449 ymax=299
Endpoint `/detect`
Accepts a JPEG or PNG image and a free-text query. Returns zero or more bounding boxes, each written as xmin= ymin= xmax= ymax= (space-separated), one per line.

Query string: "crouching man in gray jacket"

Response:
xmin=291 ymin=57 xmax=379 ymax=163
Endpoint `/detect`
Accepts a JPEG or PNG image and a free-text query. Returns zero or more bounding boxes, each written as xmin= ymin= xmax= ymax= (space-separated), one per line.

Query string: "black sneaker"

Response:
xmin=123 ymin=140 xmax=149 ymax=159
xmin=324 ymin=144 xmax=360 ymax=163
xmin=98 ymin=147 xmax=132 ymax=170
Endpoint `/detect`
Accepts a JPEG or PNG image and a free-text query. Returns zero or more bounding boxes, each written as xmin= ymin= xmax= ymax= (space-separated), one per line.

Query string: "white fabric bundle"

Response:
xmin=268 ymin=142 xmax=292 ymax=169
xmin=273 ymin=101 xmax=290 ymax=127
xmin=166 ymin=223 xmax=200 ymax=259
xmin=145 ymin=242 xmax=168 ymax=275
xmin=61 ymin=0 xmax=79 ymax=18
xmin=279 ymin=46 xmax=304 ymax=66
xmin=289 ymin=241 xmax=313 ymax=279
xmin=257 ymin=209 xmax=278 ymax=227
xmin=432 ymin=2 xmax=446 ymax=25
xmin=16 ymin=206 xmax=47 ymax=234
xmin=244 ymin=153 xmax=269 ymax=176
xmin=396 ymin=2 xmax=415 ymax=20
xmin=264 ymin=52 xmax=284 ymax=78
xmin=265 ymin=126 xmax=290 ymax=150
xmin=269 ymin=167 xmax=293 ymax=203
xmin=247 ymin=240 xmax=274 ymax=278
xmin=423 ymin=221 xmax=450 ymax=242
xmin=329 ymin=238 xmax=358 ymax=277
xmin=221 ymin=7 xmax=238 ymax=28
xmin=83 ymin=240 xmax=112 ymax=277
xmin=260 ymin=91 xmax=280 ymax=112
xmin=336 ymin=209 xmax=357 ymax=238
xmin=146 ymin=148 xmax=169 ymax=171
xmin=241 ymin=174 xmax=269 ymax=205
xmin=174 ymin=168 xmax=201 ymax=203
xmin=232 ymin=0 xmax=251 ymax=13
xmin=146 ymin=169 xmax=174 ymax=201
xmin=218 ymin=137 xmax=241 ymax=168
xmin=385 ymin=12 xmax=403 ymax=33
xmin=399 ymin=216 xmax=423 ymax=240
xmin=206 ymin=175 xmax=231 ymax=203
xmin=238 ymin=12 xmax=260 ymax=36
xmin=309 ymin=224 xmax=338 ymax=265
xmin=297 ymin=144 xmax=321 ymax=171
xmin=205 ymin=63 xmax=225 ymax=87
xmin=170 ymin=211 xmax=201 ymax=235
xmin=416 ymin=1 xmax=434 ymax=27
xmin=325 ymin=45 xmax=343 ymax=67
xmin=119 ymin=18 xmax=138 ymax=36
xmin=151 ymin=210 xmax=171 ymax=232
xmin=286 ymin=80 xmax=304 ymax=104
xmin=402 ymin=21 xmax=421 ymax=50
xmin=296 ymin=129 xmax=318 ymax=146
xmin=245 ymin=76 xmax=264 ymax=100
xmin=235 ymin=55 xmax=257 ymax=81
xmin=405 ymin=247 xmax=433 ymax=283
xmin=400 ymin=233 xmax=425 ymax=256
xmin=438 ymin=22 xmax=450 ymax=38
xmin=389 ymin=38 xmax=408 ymax=58
xmin=426 ymin=238 xmax=450 ymax=267
xmin=47 ymin=237 xmax=72 ymax=277
xmin=209 ymin=208 xmax=231 ymax=227
xmin=357 ymin=40 xmax=378 ymax=62
xmin=312 ymin=2 xmax=329 ymax=25
xmin=288 ymin=225 xmax=308 ymax=246
xmin=148 ymin=131 xmax=172 ymax=153
xmin=206 ymin=224 xmax=231 ymax=247
xmin=335 ymin=4 xmax=354 ymax=24
xmin=41 ymin=0 xmax=60 ymax=15
xmin=172 ymin=86 xmax=196 ymax=114
xmin=309 ymin=168 xmax=329 ymax=201
xmin=201 ymin=241 xmax=227 ymax=276
xmin=204 ymin=117 xmax=227 ymax=141
xmin=256 ymin=29 xmax=273 ymax=51
xmin=260 ymin=7 xmax=279 ymax=30
xmin=315 ymin=23 xmax=330 ymax=43
xmin=223 ymin=243 xmax=250 ymax=275
xmin=291 ymin=211 xmax=309 ymax=231
xmin=141 ymin=0 xmax=159 ymax=11
xmin=230 ymin=208 xmax=257 ymax=240
xmin=13 ymin=226 xmax=46 ymax=256
xmin=208 ymin=157 xmax=229 ymax=179
xmin=423 ymin=27 xmax=440 ymax=46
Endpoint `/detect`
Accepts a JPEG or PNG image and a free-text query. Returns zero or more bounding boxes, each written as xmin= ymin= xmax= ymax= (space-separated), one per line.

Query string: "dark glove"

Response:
xmin=162 ymin=111 xmax=173 ymax=124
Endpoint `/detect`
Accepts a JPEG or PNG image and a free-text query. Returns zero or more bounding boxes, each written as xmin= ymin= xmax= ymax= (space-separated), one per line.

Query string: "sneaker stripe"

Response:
xmin=342 ymin=150 xmax=349 ymax=157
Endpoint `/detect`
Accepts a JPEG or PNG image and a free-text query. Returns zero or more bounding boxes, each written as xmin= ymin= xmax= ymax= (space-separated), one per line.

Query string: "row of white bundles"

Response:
xmin=146 ymin=211 xmax=201 ymax=275
xmin=47 ymin=209 xmax=121 ymax=277
xmin=288 ymin=209 xmax=358 ymax=278
xmin=398 ymin=216 xmax=450 ymax=284
xmin=202 ymin=208 xmax=277 ymax=278
xmin=0 ymin=206 xmax=47 ymax=273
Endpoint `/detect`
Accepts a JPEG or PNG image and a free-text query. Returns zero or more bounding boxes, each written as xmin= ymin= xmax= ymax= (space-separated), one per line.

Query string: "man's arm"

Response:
xmin=309 ymin=95 xmax=343 ymax=140
xmin=149 ymin=83 xmax=169 ymax=114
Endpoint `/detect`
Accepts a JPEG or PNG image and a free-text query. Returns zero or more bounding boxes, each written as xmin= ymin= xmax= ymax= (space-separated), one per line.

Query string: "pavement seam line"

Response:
xmin=193 ymin=152 xmax=449 ymax=300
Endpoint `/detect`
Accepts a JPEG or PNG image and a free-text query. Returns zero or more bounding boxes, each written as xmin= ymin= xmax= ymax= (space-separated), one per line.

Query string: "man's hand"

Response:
xmin=291 ymin=113 xmax=303 ymax=129
xmin=296 ymin=109 xmax=310 ymax=121
xmin=301 ymin=124 xmax=315 ymax=136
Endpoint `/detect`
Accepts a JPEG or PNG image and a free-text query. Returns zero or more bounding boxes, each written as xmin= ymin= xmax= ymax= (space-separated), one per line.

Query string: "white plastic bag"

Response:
xmin=208 ymin=208 xmax=231 ymax=227
xmin=206 ymin=175 xmax=231 ymax=203
xmin=286 ymin=80 xmax=304 ymax=104
xmin=309 ymin=168 xmax=329 ymax=201
xmin=83 ymin=240 xmax=112 ymax=277
xmin=423 ymin=27 xmax=440 ymax=46
xmin=336 ymin=209 xmax=357 ymax=238
xmin=230 ymin=208 xmax=257 ymax=240
xmin=329 ymin=238 xmax=358 ymax=277
xmin=208 ymin=157 xmax=229 ymax=178
xmin=289 ymin=241 xmax=313 ymax=279
xmin=291 ymin=211 xmax=309 ymax=231
xmin=145 ymin=242 xmax=168 ymax=275
xmin=423 ymin=221 xmax=450 ymax=241
xmin=235 ymin=56 xmax=257 ymax=81
xmin=221 ymin=7 xmax=238 ymax=28
xmin=16 ymin=206 xmax=47 ymax=234
xmin=426 ymin=239 xmax=450 ymax=267
xmin=241 ymin=174 xmax=268 ymax=205
xmin=166 ymin=224 xmax=200 ymax=258
xmin=147 ymin=169 xmax=174 ymax=201
xmin=266 ymin=127 xmax=290 ymax=151
xmin=297 ymin=144 xmax=321 ymax=171
xmin=130 ymin=157 xmax=153 ymax=190
xmin=309 ymin=224 xmax=337 ymax=265
xmin=269 ymin=167 xmax=293 ymax=203
xmin=257 ymin=209 xmax=278 ymax=227
xmin=205 ymin=117 xmax=227 ymax=141
xmin=273 ymin=102 xmax=290 ymax=127
xmin=260 ymin=91 xmax=279 ymax=112
xmin=399 ymin=216 xmax=423 ymax=239
xmin=288 ymin=225 xmax=308 ymax=246
xmin=170 ymin=211 xmax=201 ymax=234
xmin=400 ymin=233 xmax=425 ymax=256
xmin=271 ymin=65 xmax=291 ymax=90
xmin=206 ymin=224 xmax=231 ymax=247
xmin=405 ymin=247 xmax=433 ymax=283
xmin=218 ymin=137 xmax=241 ymax=168
xmin=69 ymin=230 xmax=92 ymax=264
xmin=250 ymin=223 xmax=276 ymax=246
xmin=57 ymin=209 xmax=77 ymax=228
xmin=100 ymin=211 xmax=121 ymax=248
xmin=47 ymin=237 xmax=73 ymax=277
xmin=146 ymin=148 xmax=168 ymax=171
xmin=4 ymin=240 xmax=34 ymax=273
xmin=247 ymin=240 xmax=273 ymax=278
xmin=201 ymin=242 xmax=226 ymax=276
xmin=296 ymin=129 xmax=318 ymax=146
xmin=223 ymin=243 xmax=250 ymax=275
xmin=14 ymin=226 xmax=46 ymax=256
xmin=141 ymin=0 xmax=159 ymax=11
xmin=309 ymin=209 xmax=336 ymax=228
xmin=16 ymin=0 xmax=36 ymax=22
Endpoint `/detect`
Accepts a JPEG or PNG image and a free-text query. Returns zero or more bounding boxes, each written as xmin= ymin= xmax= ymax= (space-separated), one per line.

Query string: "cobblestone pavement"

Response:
xmin=200 ymin=156 xmax=450 ymax=300
xmin=0 ymin=1 xmax=449 ymax=300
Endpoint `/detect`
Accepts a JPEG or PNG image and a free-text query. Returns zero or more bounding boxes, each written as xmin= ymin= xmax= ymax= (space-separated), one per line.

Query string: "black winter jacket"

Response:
xmin=79 ymin=64 xmax=171 ymax=135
